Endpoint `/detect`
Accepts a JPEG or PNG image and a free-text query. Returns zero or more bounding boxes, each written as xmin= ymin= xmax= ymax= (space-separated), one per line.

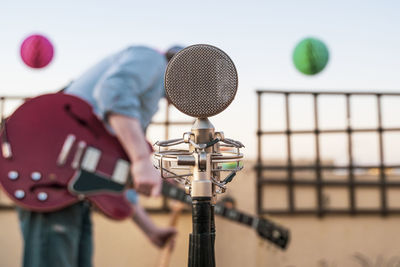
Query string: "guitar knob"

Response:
xmin=31 ymin=172 xmax=42 ymax=181
xmin=8 ymin=171 xmax=19 ymax=180
xmin=37 ymin=192 xmax=48 ymax=201
xmin=14 ymin=189 xmax=25 ymax=199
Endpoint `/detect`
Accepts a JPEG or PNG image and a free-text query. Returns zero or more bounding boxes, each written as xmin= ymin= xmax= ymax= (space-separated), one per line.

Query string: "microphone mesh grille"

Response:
xmin=165 ymin=44 xmax=238 ymax=118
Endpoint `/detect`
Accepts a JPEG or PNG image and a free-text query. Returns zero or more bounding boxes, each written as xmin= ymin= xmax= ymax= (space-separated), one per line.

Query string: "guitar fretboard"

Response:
xmin=161 ymin=181 xmax=289 ymax=249
xmin=214 ymin=203 xmax=258 ymax=229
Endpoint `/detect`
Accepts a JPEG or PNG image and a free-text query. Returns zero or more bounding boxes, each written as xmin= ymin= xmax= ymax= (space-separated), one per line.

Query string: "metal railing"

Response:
xmin=256 ymin=90 xmax=400 ymax=216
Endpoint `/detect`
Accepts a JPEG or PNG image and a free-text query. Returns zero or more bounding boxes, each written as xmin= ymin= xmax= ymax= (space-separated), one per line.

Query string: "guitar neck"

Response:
xmin=215 ymin=203 xmax=289 ymax=249
xmin=214 ymin=202 xmax=259 ymax=229
xmin=161 ymin=181 xmax=289 ymax=249
xmin=162 ymin=180 xmax=262 ymax=228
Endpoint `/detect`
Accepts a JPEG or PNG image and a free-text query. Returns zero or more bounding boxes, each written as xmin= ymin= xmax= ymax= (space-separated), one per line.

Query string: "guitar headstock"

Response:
xmin=161 ymin=181 xmax=291 ymax=250
xmin=256 ymin=217 xmax=290 ymax=250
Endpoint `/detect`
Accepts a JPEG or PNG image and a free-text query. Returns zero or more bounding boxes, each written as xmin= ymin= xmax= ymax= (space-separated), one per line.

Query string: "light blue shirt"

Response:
xmin=65 ymin=46 xmax=167 ymax=204
xmin=65 ymin=45 xmax=167 ymax=131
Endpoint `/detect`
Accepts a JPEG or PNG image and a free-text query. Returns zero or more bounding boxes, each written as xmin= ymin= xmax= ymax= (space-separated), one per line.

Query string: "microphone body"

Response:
xmin=190 ymin=118 xmax=214 ymax=198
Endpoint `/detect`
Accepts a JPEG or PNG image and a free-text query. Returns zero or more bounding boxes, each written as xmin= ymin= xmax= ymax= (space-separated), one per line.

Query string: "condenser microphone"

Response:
xmin=164 ymin=44 xmax=238 ymax=118
xmin=155 ymin=44 xmax=243 ymax=267
xmin=159 ymin=44 xmax=243 ymax=199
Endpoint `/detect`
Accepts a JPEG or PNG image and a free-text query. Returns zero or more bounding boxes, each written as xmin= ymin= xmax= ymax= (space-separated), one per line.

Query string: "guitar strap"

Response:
xmin=57 ymin=81 xmax=73 ymax=93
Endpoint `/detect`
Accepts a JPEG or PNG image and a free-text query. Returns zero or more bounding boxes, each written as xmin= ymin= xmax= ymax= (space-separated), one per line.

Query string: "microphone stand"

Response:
xmin=189 ymin=197 xmax=215 ymax=266
xmin=153 ymin=117 xmax=243 ymax=267
xmin=188 ymin=118 xmax=216 ymax=267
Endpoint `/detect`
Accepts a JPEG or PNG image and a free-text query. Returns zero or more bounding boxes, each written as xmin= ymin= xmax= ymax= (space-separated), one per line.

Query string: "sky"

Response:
xmin=1 ymin=0 xmax=400 ymax=162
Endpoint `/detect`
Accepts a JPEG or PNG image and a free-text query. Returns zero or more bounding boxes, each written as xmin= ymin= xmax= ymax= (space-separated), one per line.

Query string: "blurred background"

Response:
xmin=1 ymin=0 xmax=400 ymax=266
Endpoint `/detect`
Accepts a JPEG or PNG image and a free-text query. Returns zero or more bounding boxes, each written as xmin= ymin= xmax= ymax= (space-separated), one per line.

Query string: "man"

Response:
xmin=18 ymin=45 xmax=183 ymax=267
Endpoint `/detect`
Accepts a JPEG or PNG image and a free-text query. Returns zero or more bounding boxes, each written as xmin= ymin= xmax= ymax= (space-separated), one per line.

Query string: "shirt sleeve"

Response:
xmin=125 ymin=189 xmax=139 ymax=204
xmin=93 ymin=47 xmax=166 ymax=122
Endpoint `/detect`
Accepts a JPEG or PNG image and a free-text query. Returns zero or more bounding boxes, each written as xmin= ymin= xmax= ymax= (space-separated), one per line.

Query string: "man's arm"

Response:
xmin=131 ymin=203 xmax=177 ymax=248
xmin=109 ymin=113 xmax=161 ymax=196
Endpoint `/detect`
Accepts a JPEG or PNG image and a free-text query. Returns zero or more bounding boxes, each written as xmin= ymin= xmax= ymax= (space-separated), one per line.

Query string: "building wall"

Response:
xmin=1 ymin=161 xmax=400 ymax=267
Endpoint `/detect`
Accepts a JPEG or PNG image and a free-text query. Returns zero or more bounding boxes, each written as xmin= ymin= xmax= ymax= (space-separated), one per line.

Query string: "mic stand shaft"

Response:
xmin=188 ymin=118 xmax=216 ymax=267
xmin=211 ymin=204 xmax=216 ymax=248
xmin=188 ymin=197 xmax=215 ymax=267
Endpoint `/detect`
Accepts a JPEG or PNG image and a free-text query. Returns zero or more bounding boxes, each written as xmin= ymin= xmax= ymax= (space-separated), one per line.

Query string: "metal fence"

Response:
xmin=256 ymin=90 xmax=400 ymax=216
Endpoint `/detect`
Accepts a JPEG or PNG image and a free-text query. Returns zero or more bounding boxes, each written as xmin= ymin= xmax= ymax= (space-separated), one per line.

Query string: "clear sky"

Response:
xmin=1 ymin=0 xmax=400 ymax=161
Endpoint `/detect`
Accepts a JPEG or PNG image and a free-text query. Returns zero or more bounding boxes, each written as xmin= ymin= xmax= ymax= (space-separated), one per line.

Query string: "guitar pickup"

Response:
xmin=80 ymin=147 xmax=101 ymax=172
xmin=111 ymin=160 xmax=130 ymax=185
xmin=71 ymin=141 xmax=87 ymax=169
xmin=57 ymin=134 xmax=76 ymax=166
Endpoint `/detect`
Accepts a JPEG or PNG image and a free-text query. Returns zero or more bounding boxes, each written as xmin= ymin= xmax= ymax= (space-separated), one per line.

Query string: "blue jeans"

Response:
xmin=17 ymin=202 xmax=93 ymax=267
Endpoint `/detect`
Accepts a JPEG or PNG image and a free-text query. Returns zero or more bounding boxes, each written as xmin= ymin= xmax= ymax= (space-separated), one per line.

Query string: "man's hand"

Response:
xmin=108 ymin=114 xmax=161 ymax=197
xmin=131 ymin=203 xmax=177 ymax=248
xmin=148 ymin=226 xmax=177 ymax=248
xmin=131 ymin=158 xmax=161 ymax=197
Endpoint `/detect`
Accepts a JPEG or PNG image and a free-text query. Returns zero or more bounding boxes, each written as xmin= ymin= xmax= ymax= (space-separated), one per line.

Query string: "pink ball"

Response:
xmin=20 ymin=34 xmax=54 ymax=69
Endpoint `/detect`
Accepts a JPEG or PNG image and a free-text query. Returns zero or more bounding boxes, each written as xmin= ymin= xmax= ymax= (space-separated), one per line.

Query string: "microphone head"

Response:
xmin=164 ymin=44 xmax=238 ymax=118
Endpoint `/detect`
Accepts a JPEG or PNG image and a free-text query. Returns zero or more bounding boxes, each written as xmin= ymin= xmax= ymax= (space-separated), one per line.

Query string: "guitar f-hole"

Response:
xmin=64 ymin=104 xmax=99 ymax=138
xmin=30 ymin=182 xmax=67 ymax=192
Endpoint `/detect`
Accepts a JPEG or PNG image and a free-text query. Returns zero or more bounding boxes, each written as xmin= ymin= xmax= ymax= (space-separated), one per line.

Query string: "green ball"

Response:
xmin=293 ymin=37 xmax=329 ymax=75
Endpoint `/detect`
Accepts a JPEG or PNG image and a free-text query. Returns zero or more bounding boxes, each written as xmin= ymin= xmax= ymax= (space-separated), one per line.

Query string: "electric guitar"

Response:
xmin=0 ymin=93 xmax=135 ymax=220
xmin=0 ymin=93 xmax=289 ymax=249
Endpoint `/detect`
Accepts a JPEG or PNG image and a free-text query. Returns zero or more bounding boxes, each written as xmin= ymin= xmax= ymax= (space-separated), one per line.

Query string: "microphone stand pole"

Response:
xmin=188 ymin=118 xmax=216 ymax=267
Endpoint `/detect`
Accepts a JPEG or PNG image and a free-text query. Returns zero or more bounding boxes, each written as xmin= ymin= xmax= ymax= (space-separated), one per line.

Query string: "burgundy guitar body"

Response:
xmin=0 ymin=93 xmax=133 ymax=220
